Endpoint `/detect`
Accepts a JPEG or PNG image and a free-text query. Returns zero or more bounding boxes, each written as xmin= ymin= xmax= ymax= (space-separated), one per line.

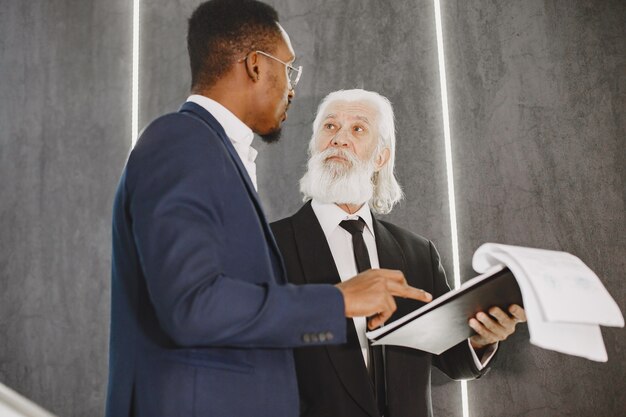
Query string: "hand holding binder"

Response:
xmin=468 ymin=303 xmax=526 ymax=350
xmin=367 ymin=265 xmax=525 ymax=355
xmin=366 ymin=243 xmax=624 ymax=362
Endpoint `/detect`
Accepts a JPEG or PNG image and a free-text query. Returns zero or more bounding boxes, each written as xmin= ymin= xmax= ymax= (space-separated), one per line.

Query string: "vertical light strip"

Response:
xmin=433 ymin=1 xmax=470 ymax=417
xmin=131 ymin=0 xmax=140 ymax=146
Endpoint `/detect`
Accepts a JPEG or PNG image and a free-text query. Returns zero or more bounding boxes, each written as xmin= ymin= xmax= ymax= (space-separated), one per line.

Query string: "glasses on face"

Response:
xmin=239 ymin=50 xmax=302 ymax=89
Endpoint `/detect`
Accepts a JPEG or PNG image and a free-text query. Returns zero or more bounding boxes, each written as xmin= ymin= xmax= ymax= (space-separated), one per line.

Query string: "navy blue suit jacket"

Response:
xmin=106 ymin=102 xmax=346 ymax=417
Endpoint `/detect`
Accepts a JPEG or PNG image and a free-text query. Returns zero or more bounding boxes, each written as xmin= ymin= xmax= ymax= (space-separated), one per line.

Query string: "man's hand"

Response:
xmin=335 ymin=269 xmax=432 ymax=330
xmin=469 ymin=304 xmax=527 ymax=349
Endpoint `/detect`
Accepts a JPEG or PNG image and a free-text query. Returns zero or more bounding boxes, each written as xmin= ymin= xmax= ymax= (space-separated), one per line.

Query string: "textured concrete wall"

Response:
xmin=444 ymin=1 xmax=626 ymax=416
xmin=2 ymin=1 xmax=624 ymax=416
xmin=138 ymin=0 xmax=199 ymax=128
xmin=0 ymin=1 xmax=130 ymax=416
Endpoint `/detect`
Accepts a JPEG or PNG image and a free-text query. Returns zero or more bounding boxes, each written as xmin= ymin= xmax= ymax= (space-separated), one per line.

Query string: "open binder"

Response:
xmin=367 ymin=265 xmax=524 ymax=355
xmin=368 ymin=243 xmax=624 ymax=361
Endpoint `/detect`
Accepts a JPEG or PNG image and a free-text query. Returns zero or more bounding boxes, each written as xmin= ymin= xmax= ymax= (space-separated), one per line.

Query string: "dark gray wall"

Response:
xmin=1 ymin=1 xmax=624 ymax=417
xmin=139 ymin=0 xmax=199 ymax=128
xmin=444 ymin=1 xmax=626 ymax=416
xmin=0 ymin=0 xmax=130 ymax=416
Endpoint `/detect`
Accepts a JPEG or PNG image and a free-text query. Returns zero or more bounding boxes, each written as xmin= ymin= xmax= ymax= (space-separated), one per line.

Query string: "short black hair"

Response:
xmin=188 ymin=0 xmax=281 ymax=90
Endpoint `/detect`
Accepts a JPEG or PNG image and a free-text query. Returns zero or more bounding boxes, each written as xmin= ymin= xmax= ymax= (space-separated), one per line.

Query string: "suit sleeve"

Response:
xmin=127 ymin=117 xmax=346 ymax=348
xmin=429 ymin=241 xmax=491 ymax=380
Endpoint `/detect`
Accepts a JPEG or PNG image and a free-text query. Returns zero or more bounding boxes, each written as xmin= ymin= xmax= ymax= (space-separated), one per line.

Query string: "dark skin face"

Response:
xmin=195 ymin=26 xmax=296 ymax=141
xmin=242 ymin=32 xmax=296 ymax=140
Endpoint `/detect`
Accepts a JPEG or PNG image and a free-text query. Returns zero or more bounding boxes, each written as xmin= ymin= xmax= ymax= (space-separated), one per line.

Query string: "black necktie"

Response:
xmin=339 ymin=218 xmax=371 ymax=272
xmin=339 ymin=218 xmax=386 ymax=416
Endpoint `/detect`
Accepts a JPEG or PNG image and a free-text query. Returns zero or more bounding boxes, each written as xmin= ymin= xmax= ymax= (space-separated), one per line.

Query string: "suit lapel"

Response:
xmin=372 ymin=218 xmax=418 ymax=324
xmin=290 ymin=202 xmax=340 ymax=286
xmin=291 ymin=202 xmax=379 ymax=417
xmin=180 ymin=102 xmax=259 ymax=206
xmin=179 ymin=102 xmax=286 ymax=283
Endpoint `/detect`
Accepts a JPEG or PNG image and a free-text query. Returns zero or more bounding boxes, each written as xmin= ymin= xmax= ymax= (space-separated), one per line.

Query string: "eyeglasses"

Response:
xmin=239 ymin=50 xmax=302 ymax=89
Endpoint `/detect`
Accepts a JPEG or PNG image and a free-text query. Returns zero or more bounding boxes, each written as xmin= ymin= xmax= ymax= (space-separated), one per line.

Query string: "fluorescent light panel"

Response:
xmin=132 ymin=0 xmax=140 ymax=146
xmin=433 ymin=0 xmax=470 ymax=417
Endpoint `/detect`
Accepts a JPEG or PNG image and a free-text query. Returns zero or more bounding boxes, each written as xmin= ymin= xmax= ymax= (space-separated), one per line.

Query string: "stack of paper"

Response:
xmin=366 ymin=243 xmax=623 ymax=362
xmin=472 ymin=243 xmax=623 ymax=361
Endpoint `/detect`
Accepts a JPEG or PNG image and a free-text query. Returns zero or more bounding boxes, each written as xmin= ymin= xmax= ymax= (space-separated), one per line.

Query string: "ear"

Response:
xmin=244 ymin=52 xmax=261 ymax=82
xmin=374 ymin=147 xmax=391 ymax=172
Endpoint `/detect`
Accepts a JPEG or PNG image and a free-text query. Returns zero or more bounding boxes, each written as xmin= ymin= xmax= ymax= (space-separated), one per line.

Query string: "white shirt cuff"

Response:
xmin=468 ymin=340 xmax=498 ymax=370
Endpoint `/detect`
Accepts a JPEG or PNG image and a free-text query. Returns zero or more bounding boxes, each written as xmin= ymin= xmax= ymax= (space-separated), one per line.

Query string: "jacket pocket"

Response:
xmin=161 ymin=348 xmax=254 ymax=374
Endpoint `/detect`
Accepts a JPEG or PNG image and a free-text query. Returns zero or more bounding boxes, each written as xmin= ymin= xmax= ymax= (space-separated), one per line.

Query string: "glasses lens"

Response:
xmin=287 ymin=66 xmax=301 ymax=88
xmin=288 ymin=69 xmax=296 ymax=85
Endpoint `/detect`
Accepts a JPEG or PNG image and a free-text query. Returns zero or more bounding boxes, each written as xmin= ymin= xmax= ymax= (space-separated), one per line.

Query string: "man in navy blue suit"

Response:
xmin=105 ymin=1 xmax=431 ymax=416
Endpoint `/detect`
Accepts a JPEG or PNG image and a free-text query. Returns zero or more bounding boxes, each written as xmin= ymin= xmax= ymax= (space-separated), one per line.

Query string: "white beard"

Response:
xmin=300 ymin=148 xmax=376 ymax=206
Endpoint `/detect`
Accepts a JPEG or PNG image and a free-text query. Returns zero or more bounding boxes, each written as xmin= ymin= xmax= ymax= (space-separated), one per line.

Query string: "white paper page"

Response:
xmin=515 ymin=271 xmax=608 ymax=362
xmin=473 ymin=243 xmax=623 ymax=362
xmin=0 ymin=383 xmax=57 ymax=417
xmin=473 ymin=243 xmax=624 ymax=327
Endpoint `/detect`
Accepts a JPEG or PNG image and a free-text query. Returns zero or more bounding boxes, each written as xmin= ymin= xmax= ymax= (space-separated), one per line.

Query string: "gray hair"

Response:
xmin=305 ymin=89 xmax=403 ymax=214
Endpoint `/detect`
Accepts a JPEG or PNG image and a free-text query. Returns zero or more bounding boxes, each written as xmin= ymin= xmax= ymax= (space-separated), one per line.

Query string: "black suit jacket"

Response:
xmin=271 ymin=201 xmax=489 ymax=417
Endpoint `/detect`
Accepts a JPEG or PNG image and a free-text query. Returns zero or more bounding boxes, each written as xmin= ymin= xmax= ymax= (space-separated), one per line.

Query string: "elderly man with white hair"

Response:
xmin=271 ymin=89 xmax=526 ymax=417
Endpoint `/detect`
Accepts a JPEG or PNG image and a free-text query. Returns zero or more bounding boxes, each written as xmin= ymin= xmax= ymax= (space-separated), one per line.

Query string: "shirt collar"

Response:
xmin=186 ymin=94 xmax=256 ymax=160
xmin=311 ymin=199 xmax=375 ymax=238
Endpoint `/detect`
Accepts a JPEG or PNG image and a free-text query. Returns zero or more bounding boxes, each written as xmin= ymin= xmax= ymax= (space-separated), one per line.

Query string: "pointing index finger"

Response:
xmin=391 ymin=284 xmax=432 ymax=303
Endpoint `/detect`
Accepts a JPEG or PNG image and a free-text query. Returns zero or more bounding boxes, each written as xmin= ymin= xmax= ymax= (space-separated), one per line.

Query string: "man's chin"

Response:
xmin=259 ymin=127 xmax=282 ymax=144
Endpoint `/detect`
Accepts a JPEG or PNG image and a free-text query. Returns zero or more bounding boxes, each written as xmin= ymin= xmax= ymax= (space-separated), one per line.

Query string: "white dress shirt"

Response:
xmin=310 ymin=199 xmax=496 ymax=370
xmin=311 ymin=199 xmax=377 ymax=367
xmin=187 ymin=94 xmax=258 ymax=190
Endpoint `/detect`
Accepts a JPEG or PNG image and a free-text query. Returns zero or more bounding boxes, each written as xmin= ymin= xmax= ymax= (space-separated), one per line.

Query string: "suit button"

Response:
xmin=318 ymin=332 xmax=327 ymax=342
xmin=310 ymin=333 xmax=319 ymax=343
xmin=302 ymin=334 xmax=311 ymax=343
xmin=326 ymin=332 xmax=334 ymax=341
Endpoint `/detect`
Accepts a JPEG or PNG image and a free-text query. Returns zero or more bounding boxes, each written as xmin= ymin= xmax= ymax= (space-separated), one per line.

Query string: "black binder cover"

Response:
xmin=370 ymin=267 xmax=524 ymax=354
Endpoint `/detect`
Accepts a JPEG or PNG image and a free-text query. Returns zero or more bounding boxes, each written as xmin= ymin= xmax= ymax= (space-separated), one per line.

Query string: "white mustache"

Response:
xmin=318 ymin=148 xmax=359 ymax=166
